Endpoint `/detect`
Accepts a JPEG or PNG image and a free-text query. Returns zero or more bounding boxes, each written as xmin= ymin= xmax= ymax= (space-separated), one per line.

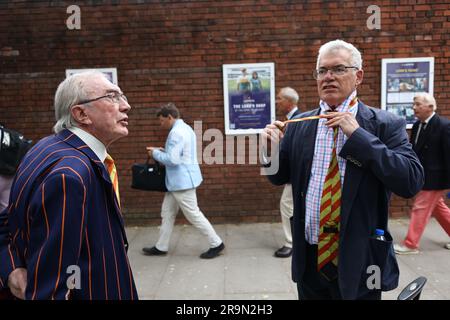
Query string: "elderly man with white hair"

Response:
xmin=0 ymin=71 xmax=137 ymax=300
xmin=394 ymin=93 xmax=450 ymax=254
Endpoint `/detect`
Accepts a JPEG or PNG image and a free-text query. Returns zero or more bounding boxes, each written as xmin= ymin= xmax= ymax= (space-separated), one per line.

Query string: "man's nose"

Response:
xmin=120 ymin=100 xmax=131 ymax=112
xmin=322 ymin=70 xmax=335 ymax=81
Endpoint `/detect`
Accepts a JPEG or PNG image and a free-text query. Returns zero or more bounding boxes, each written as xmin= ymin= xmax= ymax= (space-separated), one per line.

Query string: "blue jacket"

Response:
xmin=266 ymin=102 xmax=424 ymax=299
xmin=0 ymin=129 xmax=138 ymax=300
xmin=153 ymin=119 xmax=202 ymax=191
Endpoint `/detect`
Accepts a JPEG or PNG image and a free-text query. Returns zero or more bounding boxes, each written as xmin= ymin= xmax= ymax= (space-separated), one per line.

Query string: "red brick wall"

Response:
xmin=1 ymin=0 xmax=449 ymax=225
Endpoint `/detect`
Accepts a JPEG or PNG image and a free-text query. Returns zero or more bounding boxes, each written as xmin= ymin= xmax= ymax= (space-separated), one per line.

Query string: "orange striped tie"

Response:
xmin=105 ymin=154 xmax=120 ymax=206
xmin=317 ymin=126 xmax=341 ymax=273
xmin=317 ymin=97 xmax=358 ymax=276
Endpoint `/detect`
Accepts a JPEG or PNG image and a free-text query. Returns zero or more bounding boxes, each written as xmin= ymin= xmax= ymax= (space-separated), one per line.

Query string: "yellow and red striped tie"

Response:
xmin=105 ymin=154 xmax=120 ymax=207
xmin=317 ymin=97 xmax=358 ymax=273
xmin=317 ymin=126 xmax=341 ymax=271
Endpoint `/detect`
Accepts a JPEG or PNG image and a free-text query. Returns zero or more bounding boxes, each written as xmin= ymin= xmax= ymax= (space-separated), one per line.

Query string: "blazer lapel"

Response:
xmin=56 ymin=129 xmax=124 ymax=223
xmin=340 ymin=102 xmax=376 ymax=234
xmin=56 ymin=129 xmax=110 ymax=181
xmin=415 ymin=115 xmax=435 ymax=152
xmin=410 ymin=121 xmax=419 ymax=146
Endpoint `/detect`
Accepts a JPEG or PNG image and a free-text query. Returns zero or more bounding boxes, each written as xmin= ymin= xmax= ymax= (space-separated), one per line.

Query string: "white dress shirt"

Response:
xmin=69 ymin=127 xmax=107 ymax=163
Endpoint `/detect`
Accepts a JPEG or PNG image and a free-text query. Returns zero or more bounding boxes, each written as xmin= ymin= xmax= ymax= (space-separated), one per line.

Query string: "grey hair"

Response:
xmin=414 ymin=92 xmax=437 ymax=111
xmin=317 ymin=39 xmax=363 ymax=70
xmin=53 ymin=70 xmax=106 ymax=133
xmin=280 ymin=87 xmax=299 ymax=104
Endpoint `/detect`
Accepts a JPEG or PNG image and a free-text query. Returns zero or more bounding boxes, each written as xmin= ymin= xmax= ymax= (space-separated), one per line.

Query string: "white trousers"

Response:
xmin=280 ymin=184 xmax=293 ymax=248
xmin=156 ymin=188 xmax=222 ymax=251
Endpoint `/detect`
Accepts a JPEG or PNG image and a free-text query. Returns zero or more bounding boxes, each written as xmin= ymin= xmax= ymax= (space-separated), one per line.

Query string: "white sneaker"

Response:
xmin=444 ymin=243 xmax=450 ymax=250
xmin=393 ymin=243 xmax=420 ymax=255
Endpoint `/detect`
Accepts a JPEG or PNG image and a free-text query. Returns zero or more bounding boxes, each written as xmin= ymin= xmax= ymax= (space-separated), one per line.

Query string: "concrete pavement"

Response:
xmin=126 ymin=218 xmax=450 ymax=300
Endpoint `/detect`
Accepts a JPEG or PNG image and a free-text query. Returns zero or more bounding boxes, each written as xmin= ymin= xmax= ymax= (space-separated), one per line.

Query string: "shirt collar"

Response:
xmin=286 ymin=106 xmax=298 ymax=120
xmin=319 ymin=90 xmax=358 ymax=115
xmin=423 ymin=112 xmax=435 ymax=124
xmin=69 ymin=127 xmax=107 ymax=162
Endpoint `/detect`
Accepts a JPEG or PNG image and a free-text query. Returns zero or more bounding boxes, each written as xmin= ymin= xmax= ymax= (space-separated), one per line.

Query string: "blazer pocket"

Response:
xmin=367 ymin=231 xmax=399 ymax=291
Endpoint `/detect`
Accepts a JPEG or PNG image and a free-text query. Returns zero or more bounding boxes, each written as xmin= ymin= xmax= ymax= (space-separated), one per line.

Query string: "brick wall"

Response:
xmin=1 ymin=0 xmax=449 ymax=225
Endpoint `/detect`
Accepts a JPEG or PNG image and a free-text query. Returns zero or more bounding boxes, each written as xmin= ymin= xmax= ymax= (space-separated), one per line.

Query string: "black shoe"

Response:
xmin=142 ymin=246 xmax=167 ymax=256
xmin=274 ymin=246 xmax=292 ymax=258
xmin=200 ymin=243 xmax=225 ymax=259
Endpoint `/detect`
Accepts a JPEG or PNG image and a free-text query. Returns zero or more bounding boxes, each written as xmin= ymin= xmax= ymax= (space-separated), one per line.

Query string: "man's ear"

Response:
xmin=355 ymin=69 xmax=364 ymax=86
xmin=71 ymin=105 xmax=92 ymax=125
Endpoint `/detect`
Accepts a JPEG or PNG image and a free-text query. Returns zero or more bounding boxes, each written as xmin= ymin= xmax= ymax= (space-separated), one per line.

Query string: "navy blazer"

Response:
xmin=0 ymin=129 xmax=138 ymax=300
xmin=411 ymin=114 xmax=450 ymax=190
xmin=267 ymin=102 xmax=424 ymax=299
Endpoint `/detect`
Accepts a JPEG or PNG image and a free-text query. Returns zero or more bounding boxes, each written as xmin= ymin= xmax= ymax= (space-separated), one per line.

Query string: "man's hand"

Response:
xmin=321 ymin=112 xmax=360 ymax=137
xmin=8 ymin=268 xmax=27 ymax=300
xmin=146 ymin=147 xmax=164 ymax=159
xmin=146 ymin=147 xmax=156 ymax=159
xmin=262 ymin=121 xmax=285 ymax=145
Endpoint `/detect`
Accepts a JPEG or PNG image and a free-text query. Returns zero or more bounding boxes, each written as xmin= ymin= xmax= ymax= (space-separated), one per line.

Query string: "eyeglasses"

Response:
xmin=77 ymin=91 xmax=128 ymax=105
xmin=313 ymin=65 xmax=359 ymax=80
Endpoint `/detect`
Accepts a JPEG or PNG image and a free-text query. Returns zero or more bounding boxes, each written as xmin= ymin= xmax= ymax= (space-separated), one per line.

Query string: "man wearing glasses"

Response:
xmin=262 ymin=40 xmax=423 ymax=299
xmin=0 ymin=71 xmax=138 ymax=300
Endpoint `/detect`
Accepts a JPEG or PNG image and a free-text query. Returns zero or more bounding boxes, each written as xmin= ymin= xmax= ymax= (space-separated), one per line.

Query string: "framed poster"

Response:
xmin=381 ymin=57 xmax=434 ymax=129
xmin=223 ymin=63 xmax=275 ymax=135
xmin=65 ymin=68 xmax=118 ymax=85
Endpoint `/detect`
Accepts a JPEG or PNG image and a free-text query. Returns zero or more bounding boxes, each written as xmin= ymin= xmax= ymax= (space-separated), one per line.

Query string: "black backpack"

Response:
xmin=0 ymin=125 xmax=33 ymax=176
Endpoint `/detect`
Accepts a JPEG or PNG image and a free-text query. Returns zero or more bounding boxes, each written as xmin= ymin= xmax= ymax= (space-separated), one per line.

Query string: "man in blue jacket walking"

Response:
xmin=143 ymin=103 xmax=224 ymax=259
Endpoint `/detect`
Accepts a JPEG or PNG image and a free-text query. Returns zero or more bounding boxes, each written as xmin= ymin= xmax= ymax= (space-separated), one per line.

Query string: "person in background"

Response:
xmin=394 ymin=93 xmax=450 ymax=254
xmin=0 ymin=175 xmax=13 ymax=213
xmin=273 ymin=87 xmax=301 ymax=258
xmin=143 ymin=103 xmax=225 ymax=259
xmin=0 ymin=124 xmax=32 ymax=213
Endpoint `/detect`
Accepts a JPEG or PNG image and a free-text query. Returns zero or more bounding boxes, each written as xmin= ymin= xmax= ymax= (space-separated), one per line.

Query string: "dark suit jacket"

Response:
xmin=411 ymin=114 xmax=450 ymax=190
xmin=0 ymin=129 xmax=138 ymax=300
xmin=289 ymin=108 xmax=301 ymax=120
xmin=267 ymin=102 xmax=424 ymax=299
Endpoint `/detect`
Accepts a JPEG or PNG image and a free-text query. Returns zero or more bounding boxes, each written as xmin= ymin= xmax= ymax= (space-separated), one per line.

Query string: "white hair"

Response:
xmin=280 ymin=87 xmax=299 ymax=104
xmin=316 ymin=39 xmax=363 ymax=70
xmin=53 ymin=71 xmax=107 ymax=133
xmin=414 ymin=92 xmax=437 ymax=111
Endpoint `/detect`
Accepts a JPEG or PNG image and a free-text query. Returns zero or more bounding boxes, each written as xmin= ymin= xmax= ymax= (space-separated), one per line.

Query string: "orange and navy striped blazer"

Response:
xmin=0 ymin=129 xmax=137 ymax=300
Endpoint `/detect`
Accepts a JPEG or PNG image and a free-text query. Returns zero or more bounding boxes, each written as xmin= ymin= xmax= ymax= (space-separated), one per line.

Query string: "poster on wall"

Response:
xmin=65 ymin=68 xmax=118 ymax=85
xmin=381 ymin=57 xmax=434 ymax=129
xmin=223 ymin=63 xmax=275 ymax=135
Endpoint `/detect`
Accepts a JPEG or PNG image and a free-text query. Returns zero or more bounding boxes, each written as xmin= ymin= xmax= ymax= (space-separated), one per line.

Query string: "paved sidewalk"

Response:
xmin=126 ymin=218 xmax=450 ymax=300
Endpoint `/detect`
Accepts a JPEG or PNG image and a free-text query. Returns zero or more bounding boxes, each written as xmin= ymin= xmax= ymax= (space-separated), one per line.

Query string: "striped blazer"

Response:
xmin=0 ymin=129 xmax=138 ymax=300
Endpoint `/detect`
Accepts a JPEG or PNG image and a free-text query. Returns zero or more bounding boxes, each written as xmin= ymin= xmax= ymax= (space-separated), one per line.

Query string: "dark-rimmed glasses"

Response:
xmin=313 ymin=65 xmax=359 ymax=80
xmin=77 ymin=91 xmax=128 ymax=105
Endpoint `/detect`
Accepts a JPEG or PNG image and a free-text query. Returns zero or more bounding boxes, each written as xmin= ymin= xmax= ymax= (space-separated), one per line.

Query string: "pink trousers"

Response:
xmin=404 ymin=190 xmax=450 ymax=249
